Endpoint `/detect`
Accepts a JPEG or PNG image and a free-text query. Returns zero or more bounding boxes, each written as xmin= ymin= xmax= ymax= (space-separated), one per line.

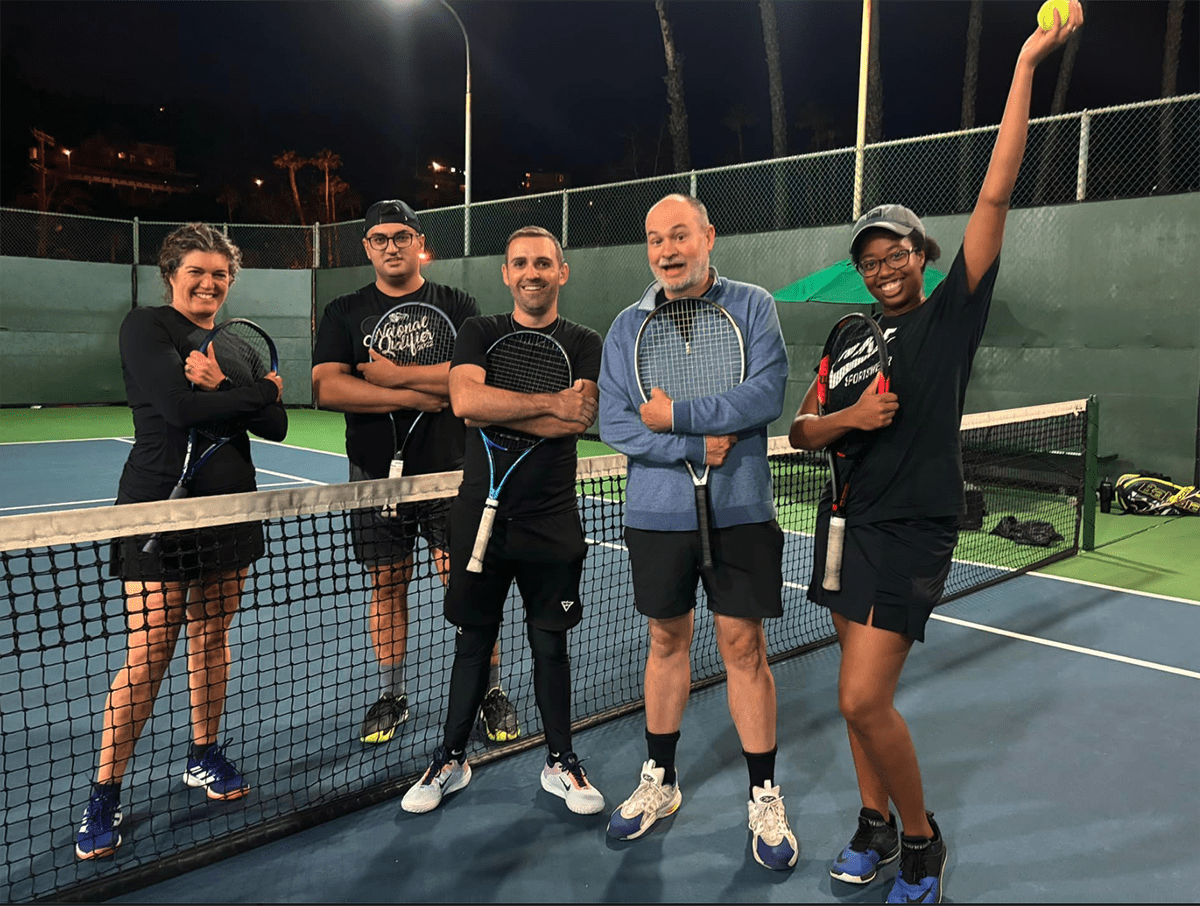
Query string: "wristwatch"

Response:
xmin=217 ymin=378 xmax=233 ymax=391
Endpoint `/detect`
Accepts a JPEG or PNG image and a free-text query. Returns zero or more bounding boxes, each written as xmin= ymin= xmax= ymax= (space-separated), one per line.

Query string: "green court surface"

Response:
xmin=0 ymin=405 xmax=617 ymax=458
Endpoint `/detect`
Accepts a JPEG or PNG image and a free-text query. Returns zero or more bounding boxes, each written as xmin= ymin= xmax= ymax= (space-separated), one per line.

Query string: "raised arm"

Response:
xmin=962 ymin=0 xmax=1082 ymax=291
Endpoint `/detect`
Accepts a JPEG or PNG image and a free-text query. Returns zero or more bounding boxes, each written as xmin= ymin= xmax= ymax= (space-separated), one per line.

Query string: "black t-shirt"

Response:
xmin=117 ymin=306 xmax=287 ymax=502
xmin=312 ymin=280 xmax=479 ymax=478
xmin=831 ymin=247 xmax=999 ymax=524
xmin=452 ymin=314 xmax=603 ymax=519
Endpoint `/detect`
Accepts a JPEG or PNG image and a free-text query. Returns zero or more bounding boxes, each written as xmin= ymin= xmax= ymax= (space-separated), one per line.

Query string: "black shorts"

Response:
xmin=348 ymin=463 xmax=451 ymax=565
xmin=445 ymin=499 xmax=587 ymax=631
xmin=624 ymin=520 xmax=784 ymax=621
xmin=808 ymin=511 xmax=959 ymax=643
xmin=110 ymin=522 xmax=264 ymax=583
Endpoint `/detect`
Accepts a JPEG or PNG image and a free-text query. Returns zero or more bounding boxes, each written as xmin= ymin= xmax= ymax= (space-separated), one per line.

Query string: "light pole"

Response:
xmin=436 ymin=0 xmax=471 ymax=256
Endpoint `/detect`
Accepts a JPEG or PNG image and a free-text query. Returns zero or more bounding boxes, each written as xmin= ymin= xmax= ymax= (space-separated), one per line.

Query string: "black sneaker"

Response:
xmin=829 ymin=806 xmax=900 ymax=883
xmin=478 ymin=687 xmax=521 ymax=743
xmin=886 ymin=813 xmax=947 ymax=904
xmin=360 ymin=693 xmax=409 ymax=744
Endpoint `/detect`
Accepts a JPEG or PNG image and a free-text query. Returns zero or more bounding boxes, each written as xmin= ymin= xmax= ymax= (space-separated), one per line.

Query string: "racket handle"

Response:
xmin=467 ymin=499 xmax=499 ymax=574
xmin=822 ymin=515 xmax=846 ymax=592
xmin=388 ymin=458 xmax=405 ymax=480
xmin=141 ymin=484 xmax=190 ymax=554
xmin=695 ymin=484 xmax=714 ymax=570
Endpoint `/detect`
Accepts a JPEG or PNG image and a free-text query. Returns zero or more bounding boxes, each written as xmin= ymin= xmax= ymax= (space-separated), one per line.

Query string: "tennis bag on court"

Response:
xmin=1114 ymin=472 xmax=1200 ymax=516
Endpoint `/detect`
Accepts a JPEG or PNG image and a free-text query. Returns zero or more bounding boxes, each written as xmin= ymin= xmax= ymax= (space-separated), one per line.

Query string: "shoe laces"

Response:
xmin=750 ymin=794 xmax=789 ymax=840
xmin=199 ymin=742 xmax=240 ymax=781
xmin=83 ymin=792 xmax=118 ymax=827
xmin=424 ymin=745 xmax=457 ymax=783
xmin=626 ymin=771 xmax=670 ymax=813
xmin=556 ymin=752 xmax=589 ymax=788
xmin=897 ymin=839 xmax=934 ymax=885
xmin=849 ymin=814 xmax=887 ymax=852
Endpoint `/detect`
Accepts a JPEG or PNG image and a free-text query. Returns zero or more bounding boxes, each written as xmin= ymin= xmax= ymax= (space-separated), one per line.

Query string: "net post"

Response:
xmin=1082 ymin=394 xmax=1100 ymax=551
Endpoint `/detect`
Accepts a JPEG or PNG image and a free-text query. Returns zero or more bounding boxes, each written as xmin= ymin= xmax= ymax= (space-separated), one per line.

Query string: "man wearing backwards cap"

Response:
xmin=312 ymin=200 xmax=521 ymax=746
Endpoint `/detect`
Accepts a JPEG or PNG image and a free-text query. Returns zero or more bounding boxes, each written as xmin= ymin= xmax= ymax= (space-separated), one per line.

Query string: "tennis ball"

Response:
xmin=1037 ymin=0 xmax=1069 ymax=31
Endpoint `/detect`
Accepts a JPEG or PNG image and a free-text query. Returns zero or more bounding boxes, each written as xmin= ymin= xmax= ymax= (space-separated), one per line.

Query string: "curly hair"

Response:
xmin=157 ymin=223 xmax=243 ymax=302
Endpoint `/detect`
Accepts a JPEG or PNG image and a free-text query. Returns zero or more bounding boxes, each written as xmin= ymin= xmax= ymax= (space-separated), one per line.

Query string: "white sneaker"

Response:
xmin=541 ymin=752 xmax=605 ymax=815
xmin=606 ymin=759 xmax=682 ymax=840
xmin=748 ymin=781 xmax=799 ymax=870
xmin=401 ymin=746 xmax=472 ymax=814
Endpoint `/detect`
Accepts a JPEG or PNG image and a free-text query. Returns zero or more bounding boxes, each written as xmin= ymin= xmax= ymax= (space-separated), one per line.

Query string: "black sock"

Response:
xmin=189 ymin=742 xmax=214 ymax=761
xmin=646 ymin=730 xmax=680 ymax=785
xmin=743 ymin=746 xmax=778 ymax=798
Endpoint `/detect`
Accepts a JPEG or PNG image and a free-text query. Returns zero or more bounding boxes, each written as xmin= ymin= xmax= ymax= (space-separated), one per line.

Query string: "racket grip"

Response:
xmin=467 ymin=499 xmax=499 ymax=574
xmin=141 ymin=484 xmax=190 ymax=553
xmin=388 ymin=458 xmax=405 ymax=480
xmin=695 ymin=485 xmax=714 ymax=570
xmin=822 ymin=515 xmax=846 ymax=591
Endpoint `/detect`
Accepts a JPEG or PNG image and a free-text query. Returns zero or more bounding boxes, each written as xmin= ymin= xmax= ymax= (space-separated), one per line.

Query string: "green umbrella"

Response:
xmin=773 ymin=258 xmax=946 ymax=304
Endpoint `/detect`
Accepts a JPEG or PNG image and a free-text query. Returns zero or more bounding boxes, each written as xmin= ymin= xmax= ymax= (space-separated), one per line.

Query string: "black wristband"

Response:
xmin=217 ymin=378 xmax=233 ymax=391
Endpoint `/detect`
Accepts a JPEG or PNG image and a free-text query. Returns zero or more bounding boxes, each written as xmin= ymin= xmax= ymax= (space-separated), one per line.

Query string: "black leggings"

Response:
xmin=443 ymin=622 xmax=572 ymax=756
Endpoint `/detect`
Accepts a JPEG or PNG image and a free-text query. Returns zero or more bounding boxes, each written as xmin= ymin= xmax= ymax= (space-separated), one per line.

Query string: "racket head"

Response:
xmin=816 ymin=312 xmax=890 ymax=456
xmin=633 ymin=297 xmax=746 ymax=404
xmin=202 ymin=318 xmax=279 ymax=387
xmin=370 ymin=302 xmax=457 ymax=366
xmin=481 ymin=330 xmax=573 ymax=452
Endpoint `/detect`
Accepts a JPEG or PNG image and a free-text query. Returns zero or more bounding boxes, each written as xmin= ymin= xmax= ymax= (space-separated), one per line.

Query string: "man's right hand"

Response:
xmin=705 ymin=434 xmax=737 ymax=466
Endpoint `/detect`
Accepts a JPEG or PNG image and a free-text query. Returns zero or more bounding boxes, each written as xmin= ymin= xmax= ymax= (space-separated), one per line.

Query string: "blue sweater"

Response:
xmin=599 ymin=270 xmax=789 ymax=531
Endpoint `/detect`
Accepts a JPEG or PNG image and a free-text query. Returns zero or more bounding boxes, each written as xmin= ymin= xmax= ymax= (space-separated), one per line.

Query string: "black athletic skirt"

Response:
xmin=807 ymin=511 xmax=958 ymax=643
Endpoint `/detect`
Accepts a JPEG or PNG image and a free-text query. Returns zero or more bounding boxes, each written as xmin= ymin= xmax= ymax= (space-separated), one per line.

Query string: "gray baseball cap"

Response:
xmin=362 ymin=199 xmax=422 ymax=237
xmin=850 ymin=204 xmax=925 ymax=254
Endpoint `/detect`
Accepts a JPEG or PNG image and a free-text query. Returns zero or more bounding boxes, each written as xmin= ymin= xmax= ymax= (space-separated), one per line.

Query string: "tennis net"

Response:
xmin=0 ymin=397 xmax=1095 ymax=902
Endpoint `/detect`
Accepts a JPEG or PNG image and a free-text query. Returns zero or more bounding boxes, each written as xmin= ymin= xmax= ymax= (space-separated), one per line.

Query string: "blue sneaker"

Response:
xmin=607 ymin=760 xmax=681 ymax=841
xmin=75 ymin=788 xmax=123 ymax=860
xmin=748 ymin=782 xmax=799 ymax=870
xmin=182 ymin=742 xmax=251 ymax=801
xmin=830 ymin=807 xmax=900 ymax=883
xmin=886 ymin=814 xmax=947 ymax=904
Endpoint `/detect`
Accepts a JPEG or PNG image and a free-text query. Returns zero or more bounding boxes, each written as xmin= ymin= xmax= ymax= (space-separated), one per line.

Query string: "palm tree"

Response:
xmin=655 ymin=1 xmax=691 ymax=173
xmin=311 ymin=149 xmax=342 ymax=222
xmin=758 ymin=0 xmax=787 ymax=158
xmin=722 ymin=103 xmax=757 ymax=163
xmin=957 ymin=0 xmax=984 ymax=210
xmin=1157 ymin=0 xmax=1185 ymax=193
xmin=273 ymin=150 xmax=309 ymax=224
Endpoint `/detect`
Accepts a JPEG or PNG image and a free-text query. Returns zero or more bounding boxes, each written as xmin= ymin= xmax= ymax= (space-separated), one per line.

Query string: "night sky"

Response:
xmin=2 ymin=0 xmax=1196 ymax=217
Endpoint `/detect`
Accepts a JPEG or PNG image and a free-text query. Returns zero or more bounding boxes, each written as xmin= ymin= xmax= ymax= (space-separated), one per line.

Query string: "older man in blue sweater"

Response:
xmin=599 ymin=193 xmax=797 ymax=870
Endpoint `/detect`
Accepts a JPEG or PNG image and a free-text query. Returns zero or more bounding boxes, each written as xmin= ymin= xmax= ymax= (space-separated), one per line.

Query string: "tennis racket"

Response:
xmin=142 ymin=318 xmax=278 ymax=555
xmin=368 ymin=302 xmax=458 ymax=480
xmin=816 ymin=312 xmax=891 ymax=591
xmin=633 ymin=297 xmax=746 ymax=570
xmin=467 ymin=330 xmax=573 ymax=573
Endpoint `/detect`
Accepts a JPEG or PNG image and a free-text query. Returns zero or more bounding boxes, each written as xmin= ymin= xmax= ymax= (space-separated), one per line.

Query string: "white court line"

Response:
xmin=250 ymin=438 xmax=348 ymax=459
xmin=1031 ymin=571 xmax=1200 ymax=607
xmin=0 ymin=437 xmax=134 ymax=446
xmin=1 ymin=497 xmax=114 ymax=513
xmin=931 ymin=613 xmax=1200 ymax=680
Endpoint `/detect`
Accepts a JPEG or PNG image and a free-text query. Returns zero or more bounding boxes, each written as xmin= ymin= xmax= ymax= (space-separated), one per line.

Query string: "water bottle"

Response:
xmin=1098 ymin=476 xmax=1114 ymax=514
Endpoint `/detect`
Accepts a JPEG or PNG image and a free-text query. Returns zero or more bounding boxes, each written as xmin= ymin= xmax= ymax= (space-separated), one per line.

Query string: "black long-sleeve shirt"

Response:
xmin=116 ymin=306 xmax=287 ymax=501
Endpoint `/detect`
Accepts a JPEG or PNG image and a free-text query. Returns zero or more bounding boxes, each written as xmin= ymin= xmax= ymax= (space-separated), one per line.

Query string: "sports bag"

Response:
xmin=1113 ymin=472 xmax=1200 ymax=516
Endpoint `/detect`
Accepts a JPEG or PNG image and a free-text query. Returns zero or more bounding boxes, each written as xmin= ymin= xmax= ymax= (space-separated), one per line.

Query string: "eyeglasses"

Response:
xmin=366 ymin=231 xmax=418 ymax=251
xmin=855 ymin=247 xmax=918 ymax=276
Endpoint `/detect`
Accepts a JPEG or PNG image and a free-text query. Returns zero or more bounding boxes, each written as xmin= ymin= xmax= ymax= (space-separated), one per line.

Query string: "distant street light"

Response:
xmin=254 ymin=178 xmax=264 ymax=187
xmin=62 ymin=149 xmax=72 ymax=170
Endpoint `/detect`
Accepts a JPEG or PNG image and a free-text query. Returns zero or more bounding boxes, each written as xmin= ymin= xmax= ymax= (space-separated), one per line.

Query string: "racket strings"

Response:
xmin=637 ymin=301 xmax=742 ymax=401
xmin=483 ymin=332 xmax=573 ymax=451
xmin=210 ymin=327 xmax=273 ymax=387
xmin=822 ymin=322 xmax=885 ymax=414
xmin=372 ymin=307 xmax=456 ymax=365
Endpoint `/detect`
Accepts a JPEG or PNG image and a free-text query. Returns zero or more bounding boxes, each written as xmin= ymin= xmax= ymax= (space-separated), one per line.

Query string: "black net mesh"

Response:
xmin=0 ymin=400 xmax=1092 ymax=902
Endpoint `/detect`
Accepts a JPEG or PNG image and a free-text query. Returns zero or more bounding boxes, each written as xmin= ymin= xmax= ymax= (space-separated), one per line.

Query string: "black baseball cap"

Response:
xmin=362 ymin=199 xmax=422 ymax=237
xmin=850 ymin=204 xmax=925 ymax=255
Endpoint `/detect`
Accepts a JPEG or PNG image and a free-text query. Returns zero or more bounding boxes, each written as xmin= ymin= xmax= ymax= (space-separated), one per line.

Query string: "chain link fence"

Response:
xmin=3 ymin=95 xmax=1196 ymax=267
